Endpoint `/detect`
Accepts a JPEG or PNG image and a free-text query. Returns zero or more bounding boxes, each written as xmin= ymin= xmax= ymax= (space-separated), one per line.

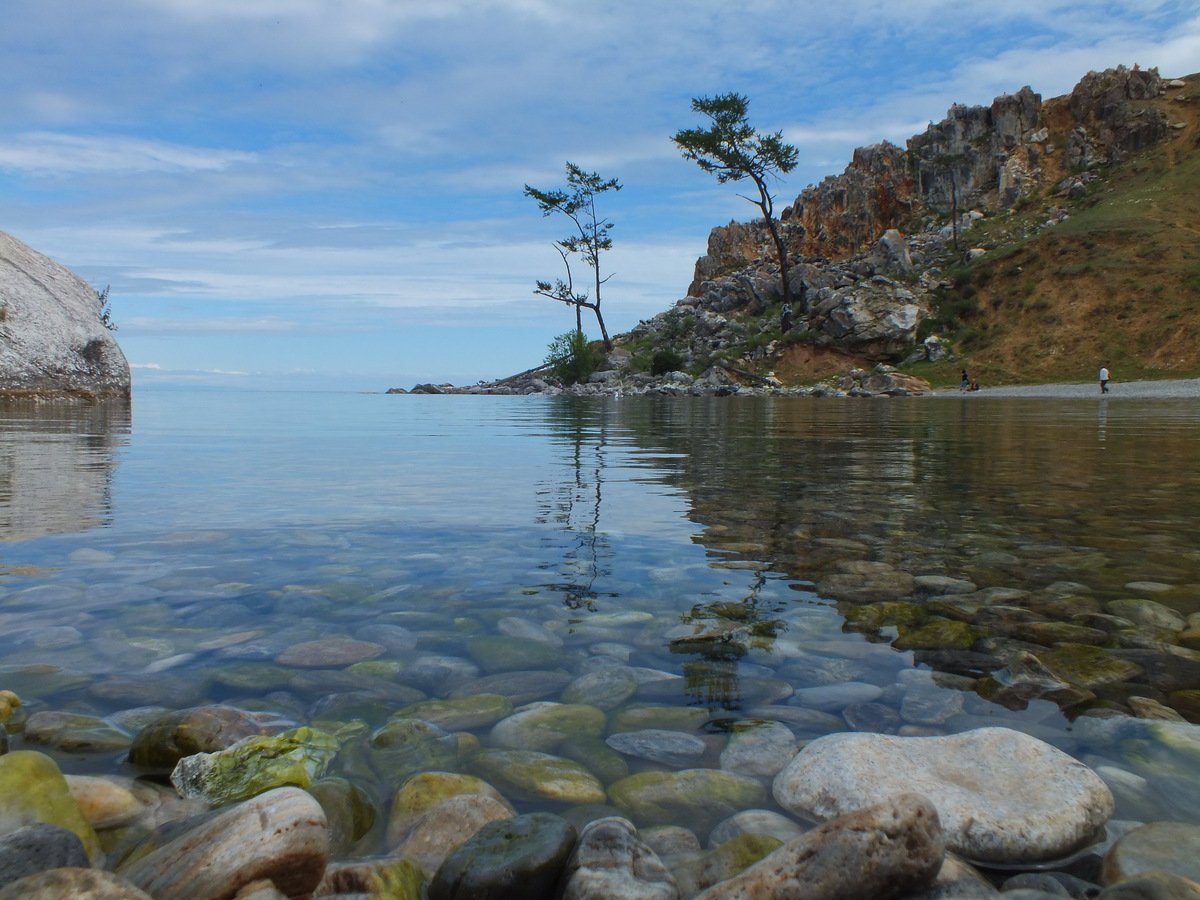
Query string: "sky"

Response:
xmin=1 ymin=1 xmax=1196 ymax=392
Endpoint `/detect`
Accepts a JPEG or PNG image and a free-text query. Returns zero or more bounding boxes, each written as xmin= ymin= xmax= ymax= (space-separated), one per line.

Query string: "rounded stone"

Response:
xmin=707 ymin=809 xmax=804 ymax=848
xmin=386 ymin=771 xmax=512 ymax=848
xmin=275 ymin=637 xmax=385 ymax=667
xmin=392 ymin=694 xmax=513 ymax=731
xmin=692 ymin=793 xmax=944 ymax=900
xmin=466 ymin=635 xmax=562 ymax=673
xmin=773 ymin=727 xmax=1114 ymax=864
xmin=792 ymin=682 xmax=883 ymax=712
xmin=127 ymin=705 xmax=273 ymax=770
xmin=0 ymin=751 xmax=101 ymax=864
xmin=0 ymin=868 xmax=152 ymax=899
xmin=607 ymin=769 xmax=766 ymax=834
xmin=561 ymin=816 xmax=677 ymax=900
xmin=429 ymin=812 xmax=577 ymax=900
xmin=719 ymin=721 xmax=799 ymax=777
xmin=118 ymin=786 xmax=329 ymax=899
xmin=1102 ymin=821 xmax=1200 ymax=886
xmin=0 ymin=824 xmax=88 ymax=891
xmin=469 ymin=749 xmax=606 ymax=805
xmin=391 ymin=794 xmax=516 ymax=878
xmin=449 ymin=669 xmax=572 ymax=705
xmin=489 ymin=702 xmax=606 ymax=751
xmin=562 ymin=668 xmax=640 ymax=710
xmin=64 ymin=775 xmax=143 ymax=829
xmin=605 ymin=729 xmax=707 ymax=767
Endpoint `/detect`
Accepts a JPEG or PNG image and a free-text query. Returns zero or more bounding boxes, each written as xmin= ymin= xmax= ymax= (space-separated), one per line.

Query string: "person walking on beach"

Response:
xmin=1099 ymin=366 xmax=1110 ymax=394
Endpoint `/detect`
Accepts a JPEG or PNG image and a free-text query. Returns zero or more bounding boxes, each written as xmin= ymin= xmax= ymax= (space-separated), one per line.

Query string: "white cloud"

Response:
xmin=0 ymin=133 xmax=255 ymax=176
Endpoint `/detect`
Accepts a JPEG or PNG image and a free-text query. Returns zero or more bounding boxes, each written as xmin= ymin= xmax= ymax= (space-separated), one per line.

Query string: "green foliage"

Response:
xmin=525 ymin=162 xmax=621 ymax=347
xmin=649 ymin=349 xmax=684 ymax=376
xmin=545 ymin=330 xmax=601 ymax=385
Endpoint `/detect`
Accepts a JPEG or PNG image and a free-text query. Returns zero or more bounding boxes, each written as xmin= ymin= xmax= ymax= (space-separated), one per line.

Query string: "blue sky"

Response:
xmin=1 ymin=1 xmax=1196 ymax=392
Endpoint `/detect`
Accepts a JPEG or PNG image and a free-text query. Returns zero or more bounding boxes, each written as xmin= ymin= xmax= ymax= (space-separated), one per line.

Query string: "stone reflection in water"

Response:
xmin=603 ymin=397 xmax=1200 ymax=722
xmin=0 ymin=399 xmax=130 ymax=540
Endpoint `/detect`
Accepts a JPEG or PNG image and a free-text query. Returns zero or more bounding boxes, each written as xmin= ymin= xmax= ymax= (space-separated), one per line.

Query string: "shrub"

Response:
xmin=650 ymin=348 xmax=684 ymax=375
xmin=544 ymin=330 xmax=601 ymax=385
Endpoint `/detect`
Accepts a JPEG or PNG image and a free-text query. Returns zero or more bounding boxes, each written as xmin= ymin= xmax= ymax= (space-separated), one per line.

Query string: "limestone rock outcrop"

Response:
xmin=0 ymin=230 xmax=130 ymax=399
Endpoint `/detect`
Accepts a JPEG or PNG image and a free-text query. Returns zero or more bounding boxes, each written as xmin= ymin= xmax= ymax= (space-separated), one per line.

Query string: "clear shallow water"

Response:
xmin=2 ymin=391 xmax=1199 ymax=844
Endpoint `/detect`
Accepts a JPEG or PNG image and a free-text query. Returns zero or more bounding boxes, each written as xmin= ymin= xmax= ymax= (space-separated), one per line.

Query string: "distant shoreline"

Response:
xmin=925 ymin=378 xmax=1200 ymax=400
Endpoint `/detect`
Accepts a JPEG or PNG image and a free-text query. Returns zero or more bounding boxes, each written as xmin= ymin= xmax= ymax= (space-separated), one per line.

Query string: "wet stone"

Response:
xmin=693 ymin=793 xmax=944 ymax=900
xmin=449 ymin=669 xmax=572 ymax=705
xmin=1038 ymin=645 xmax=1145 ymax=690
xmin=792 ymin=682 xmax=883 ymax=712
xmin=0 ymin=751 xmax=101 ymax=864
xmin=127 ymin=705 xmax=277 ymax=770
xmin=1102 ymin=821 xmax=1200 ymax=886
xmin=119 ymin=786 xmax=329 ymax=900
xmin=843 ymin=701 xmax=902 ymax=733
xmin=496 ymin=616 xmax=564 ymax=647
xmin=608 ymin=769 xmax=766 ymax=834
xmin=774 ymin=727 xmax=1115 ymax=864
xmin=610 ymin=704 xmax=711 ymax=734
xmin=0 ymin=868 xmax=153 ymax=899
xmin=1097 ymin=871 xmax=1200 ymax=899
xmin=396 ymin=655 xmax=480 ymax=694
xmin=469 ymin=749 xmax=606 ymax=805
xmin=1106 ymin=598 xmax=1186 ymax=632
xmin=392 ymin=694 xmax=513 ymax=731
xmin=0 ymin=824 xmax=89 ymax=891
xmin=606 ymin=729 xmax=708 ymax=767
xmin=707 ymin=810 xmax=804 ymax=848
xmin=718 ymin=721 xmax=798 ymax=777
xmin=490 ymin=701 xmax=606 ymax=752
xmin=21 ymin=711 xmax=133 ymax=753
xmin=386 ymin=771 xmax=512 ymax=848
xmin=560 ymin=736 xmax=629 ymax=784
xmin=274 ymin=636 xmax=385 ymax=668
xmin=392 ymin=793 xmax=516 ymax=878
xmin=561 ymin=816 xmax=678 ymax=900
xmin=467 ymin=635 xmax=563 ymax=673
xmin=562 ymin=667 xmax=640 ymax=710
xmin=429 ymin=812 xmax=577 ymax=900
xmin=901 ymin=684 xmax=966 ymax=725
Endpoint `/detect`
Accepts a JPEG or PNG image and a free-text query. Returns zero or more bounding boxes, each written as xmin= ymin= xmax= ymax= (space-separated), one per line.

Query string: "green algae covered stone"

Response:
xmin=169 ymin=727 xmax=339 ymax=806
xmin=607 ymin=768 xmax=766 ymax=833
xmin=1038 ymin=644 xmax=1144 ymax=689
xmin=469 ymin=749 xmax=606 ymax=805
xmin=466 ymin=636 xmax=562 ymax=673
xmin=0 ymin=750 xmax=102 ymax=864
xmin=892 ymin=618 xmax=981 ymax=651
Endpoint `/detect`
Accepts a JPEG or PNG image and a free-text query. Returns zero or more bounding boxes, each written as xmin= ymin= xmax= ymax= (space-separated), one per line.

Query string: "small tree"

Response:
xmin=96 ymin=285 xmax=117 ymax=331
xmin=673 ymin=93 xmax=800 ymax=306
xmin=545 ymin=330 xmax=601 ymax=385
xmin=525 ymin=162 xmax=621 ymax=350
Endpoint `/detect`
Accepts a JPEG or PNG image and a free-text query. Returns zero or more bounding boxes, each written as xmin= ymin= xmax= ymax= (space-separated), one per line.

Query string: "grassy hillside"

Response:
xmin=906 ymin=75 xmax=1200 ymax=388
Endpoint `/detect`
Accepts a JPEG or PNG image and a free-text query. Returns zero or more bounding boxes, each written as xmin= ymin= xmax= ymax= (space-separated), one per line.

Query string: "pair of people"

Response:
xmin=960 ymin=369 xmax=980 ymax=392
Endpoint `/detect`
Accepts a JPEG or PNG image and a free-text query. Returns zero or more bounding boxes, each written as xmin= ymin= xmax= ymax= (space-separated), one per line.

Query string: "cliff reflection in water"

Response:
xmin=533 ymin=396 xmax=1200 ymax=720
xmin=0 ymin=400 xmax=130 ymax=540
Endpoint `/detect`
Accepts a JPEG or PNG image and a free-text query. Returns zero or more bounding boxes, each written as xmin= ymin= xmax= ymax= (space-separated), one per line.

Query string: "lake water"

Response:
xmin=3 ymin=391 xmax=1199 ymax=848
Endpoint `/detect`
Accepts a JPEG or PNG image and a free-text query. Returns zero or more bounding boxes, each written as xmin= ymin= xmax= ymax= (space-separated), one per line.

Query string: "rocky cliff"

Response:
xmin=0 ymin=230 xmax=131 ymax=400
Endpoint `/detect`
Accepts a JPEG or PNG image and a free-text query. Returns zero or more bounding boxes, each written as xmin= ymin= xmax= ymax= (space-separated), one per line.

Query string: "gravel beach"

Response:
xmin=927 ymin=378 xmax=1200 ymax=400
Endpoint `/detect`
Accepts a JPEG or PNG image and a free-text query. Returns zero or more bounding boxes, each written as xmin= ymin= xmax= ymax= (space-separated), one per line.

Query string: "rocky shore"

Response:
xmin=3 ymin=629 xmax=1200 ymax=897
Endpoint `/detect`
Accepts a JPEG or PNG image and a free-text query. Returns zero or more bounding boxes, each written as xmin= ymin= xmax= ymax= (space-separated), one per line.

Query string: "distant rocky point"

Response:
xmin=392 ymin=65 xmax=1195 ymax=396
xmin=0 ymin=230 xmax=131 ymax=400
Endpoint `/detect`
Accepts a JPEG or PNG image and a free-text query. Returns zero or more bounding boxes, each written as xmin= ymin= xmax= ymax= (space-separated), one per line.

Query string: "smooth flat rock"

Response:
xmin=693 ymin=793 xmax=944 ymax=899
xmin=608 ymin=769 xmax=766 ymax=834
xmin=707 ymin=810 xmax=804 ymax=849
xmin=489 ymin=701 xmax=606 ymax=751
xmin=0 ymin=751 xmax=101 ymax=864
xmin=469 ymin=749 xmax=606 ymax=805
xmin=386 ymin=771 xmax=512 ymax=848
xmin=719 ymin=721 xmax=798 ymax=777
xmin=391 ymin=793 xmax=515 ymax=878
xmin=773 ymin=726 xmax=1114 ymax=864
xmin=606 ymin=730 xmax=707 ymax=767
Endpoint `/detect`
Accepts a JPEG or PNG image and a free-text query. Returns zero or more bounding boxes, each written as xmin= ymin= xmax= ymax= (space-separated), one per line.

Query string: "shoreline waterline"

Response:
xmin=925 ymin=378 xmax=1200 ymax=400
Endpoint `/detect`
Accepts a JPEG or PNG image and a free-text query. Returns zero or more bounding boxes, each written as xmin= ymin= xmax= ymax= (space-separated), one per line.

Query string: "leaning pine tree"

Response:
xmin=673 ymin=93 xmax=801 ymax=306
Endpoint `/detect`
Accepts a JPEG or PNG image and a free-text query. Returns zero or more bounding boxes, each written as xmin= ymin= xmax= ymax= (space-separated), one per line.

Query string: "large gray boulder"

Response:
xmin=0 ymin=230 xmax=130 ymax=399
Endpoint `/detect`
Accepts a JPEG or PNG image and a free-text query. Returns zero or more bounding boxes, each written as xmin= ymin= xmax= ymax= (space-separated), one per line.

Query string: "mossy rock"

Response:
xmin=1013 ymin=621 xmax=1110 ymax=647
xmin=843 ymin=601 xmax=927 ymax=632
xmin=169 ymin=726 xmax=340 ymax=806
xmin=0 ymin=751 xmax=102 ymax=864
xmin=309 ymin=777 xmax=377 ymax=856
xmin=489 ymin=702 xmax=606 ymax=752
xmin=892 ymin=618 xmax=981 ymax=651
xmin=386 ymin=771 xmax=512 ymax=848
xmin=368 ymin=719 xmax=459 ymax=788
xmin=558 ymin=736 xmax=629 ymax=784
xmin=468 ymin=749 xmax=605 ymax=805
xmin=1038 ymin=644 xmax=1144 ymax=689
